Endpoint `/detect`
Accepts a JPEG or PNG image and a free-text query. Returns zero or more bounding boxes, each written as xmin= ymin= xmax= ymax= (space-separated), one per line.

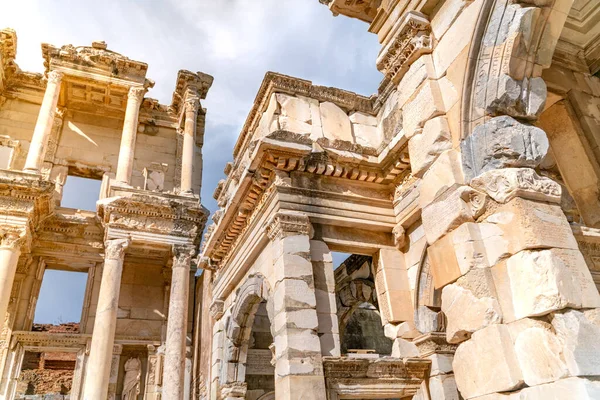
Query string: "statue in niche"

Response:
xmin=122 ymin=357 xmax=141 ymax=400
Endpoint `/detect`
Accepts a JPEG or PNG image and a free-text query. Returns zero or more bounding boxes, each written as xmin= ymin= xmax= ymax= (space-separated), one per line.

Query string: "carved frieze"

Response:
xmin=376 ymin=12 xmax=432 ymax=84
xmin=265 ymin=211 xmax=312 ymax=241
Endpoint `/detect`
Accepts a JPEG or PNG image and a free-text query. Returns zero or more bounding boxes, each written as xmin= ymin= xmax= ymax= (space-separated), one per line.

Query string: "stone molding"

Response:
xmin=265 ymin=211 xmax=311 ymax=241
xmin=104 ymin=238 xmax=130 ymax=260
xmin=413 ymin=332 xmax=457 ymax=357
xmin=376 ymin=11 xmax=432 ymax=85
xmin=209 ymin=299 xmax=225 ymax=320
xmin=171 ymin=69 xmax=213 ymax=113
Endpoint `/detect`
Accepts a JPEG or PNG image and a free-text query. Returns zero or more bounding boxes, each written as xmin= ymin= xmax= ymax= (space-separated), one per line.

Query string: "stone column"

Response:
xmin=116 ymin=86 xmax=145 ymax=184
xmin=0 ymin=232 xmax=22 ymax=326
xmin=83 ymin=238 xmax=129 ymax=400
xmin=24 ymin=70 xmax=63 ymax=173
xmin=162 ymin=245 xmax=194 ymax=399
xmin=180 ymin=92 xmax=199 ymax=194
xmin=266 ymin=211 xmax=327 ymax=399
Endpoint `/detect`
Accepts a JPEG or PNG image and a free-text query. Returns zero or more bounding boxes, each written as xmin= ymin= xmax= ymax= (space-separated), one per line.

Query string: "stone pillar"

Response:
xmin=162 ymin=245 xmax=194 ymax=400
xmin=83 ymin=238 xmax=129 ymax=400
xmin=180 ymin=92 xmax=199 ymax=194
xmin=0 ymin=232 xmax=22 ymax=326
xmin=309 ymin=239 xmax=340 ymax=357
xmin=266 ymin=211 xmax=327 ymax=399
xmin=116 ymin=86 xmax=145 ymax=184
xmin=24 ymin=70 xmax=63 ymax=173
xmin=70 ymin=347 xmax=88 ymax=400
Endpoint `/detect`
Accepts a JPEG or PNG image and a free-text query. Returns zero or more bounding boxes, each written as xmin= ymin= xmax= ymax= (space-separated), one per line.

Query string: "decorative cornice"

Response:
xmin=104 ymin=238 xmax=130 ymax=260
xmin=171 ymin=69 xmax=213 ymax=114
xmin=232 ymin=72 xmax=375 ymax=159
xmin=376 ymin=11 xmax=432 ymax=84
xmin=265 ymin=211 xmax=311 ymax=241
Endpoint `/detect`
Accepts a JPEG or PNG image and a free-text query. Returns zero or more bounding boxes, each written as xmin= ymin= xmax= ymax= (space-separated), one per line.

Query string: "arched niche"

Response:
xmin=413 ymin=247 xmax=444 ymax=335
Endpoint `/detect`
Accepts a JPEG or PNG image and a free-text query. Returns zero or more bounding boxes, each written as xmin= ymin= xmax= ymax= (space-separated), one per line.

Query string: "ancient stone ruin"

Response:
xmin=1 ymin=0 xmax=600 ymax=398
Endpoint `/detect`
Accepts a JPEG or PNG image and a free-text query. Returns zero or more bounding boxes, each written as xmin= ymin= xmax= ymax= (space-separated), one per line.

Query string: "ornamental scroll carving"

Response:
xmin=0 ymin=230 xmax=25 ymax=250
xmin=470 ymin=168 xmax=561 ymax=204
xmin=265 ymin=211 xmax=311 ymax=241
xmin=104 ymin=238 xmax=130 ymax=260
xmin=46 ymin=70 xmax=63 ymax=84
xmin=128 ymin=86 xmax=145 ymax=102
xmin=172 ymin=244 xmax=196 ymax=268
xmin=376 ymin=12 xmax=432 ymax=84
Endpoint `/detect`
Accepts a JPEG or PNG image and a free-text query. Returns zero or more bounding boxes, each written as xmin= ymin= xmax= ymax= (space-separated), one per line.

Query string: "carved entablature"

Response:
xmin=319 ymin=0 xmax=380 ymax=23
xmin=97 ymin=184 xmax=209 ymax=247
xmin=232 ymin=72 xmax=374 ymax=159
xmin=376 ymin=12 xmax=432 ymax=84
xmin=0 ymin=28 xmax=17 ymax=90
xmin=41 ymin=40 xmax=150 ymax=85
xmin=171 ymin=69 xmax=214 ymax=115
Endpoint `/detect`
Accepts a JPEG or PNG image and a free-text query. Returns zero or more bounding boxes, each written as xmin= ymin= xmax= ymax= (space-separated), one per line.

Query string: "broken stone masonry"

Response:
xmin=1 ymin=0 xmax=600 ymax=398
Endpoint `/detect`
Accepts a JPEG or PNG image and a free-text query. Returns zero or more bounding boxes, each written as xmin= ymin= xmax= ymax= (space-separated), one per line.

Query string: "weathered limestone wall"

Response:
xmin=0 ymin=98 xmax=41 ymax=170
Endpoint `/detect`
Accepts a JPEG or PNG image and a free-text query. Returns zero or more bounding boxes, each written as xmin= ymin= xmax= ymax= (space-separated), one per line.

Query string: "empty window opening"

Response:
xmin=331 ymin=252 xmax=350 ymax=270
xmin=16 ymin=351 xmax=76 ymax=396
xmin=34 ymin=269 xmax=87 ymax=326
xmin=341 ymin=302 xmax=392 ymax=355
xmin=61 ymin=175 xmax=102 ymax=211
xmin=245 ymin=301 xmax=274 ymax=399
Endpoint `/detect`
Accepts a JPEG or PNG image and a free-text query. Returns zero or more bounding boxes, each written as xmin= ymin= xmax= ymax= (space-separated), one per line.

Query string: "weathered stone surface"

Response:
xmin=442 ymin=284 xmax=502 ymax=344
xmin=279 ymin=116 xmax=311 ymax=135
xmin=551 ymin=309 xmax=600 ymax=377
xmin=486 ymin=75 xmax=547 ymax=119
xmin=352 ymin=123 xmax=380 ymax=148
xmin=276 ymin=93 xmax=311 ymax=123
xmin=513 ymin=326 xmax=568 ymax=386
xmin=402 ymin=80 xmax=445 ymax=138
xmin=520 ymin=377 xmax=600 ymax=399
xmin=461 ymin=116 xmax=549 ymax=180
xmin=471 ymin=168 xmax=561 ymax=204
xmin=419 ymin=150 xmax=465 ymax=208
xmin=429 ymin=374 xmax=460 ymax=400
xmin=414 ymin=305 xmax=444 ymax=334
xmin=391 ymin=338 xmax=419 ymax=358
xmin=492 ymin=249 xmax=600 ymax=322
xmin=409 ymin=116 xmax=452 ymax=178
xmin=453 ymin=324 xmax=524 ymax=399
xmin=319 ymin=101 xmax=353 ymax=143
xmin=422 ymin=186 xmax=486 ymax=244
xmin=349 ymin=111 xmax=377 ymax=126
xmin=431 ymin=0 xmax=472 ymax=41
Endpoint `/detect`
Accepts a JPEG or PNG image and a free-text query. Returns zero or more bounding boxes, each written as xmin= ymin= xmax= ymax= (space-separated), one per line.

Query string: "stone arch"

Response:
xmin=413 ymin=246 xmax=444 ymax=334
xmin=221 ymin=273 xmax=272 ymax=392
xmin=461 ymin=0 xmax=576 ymax=138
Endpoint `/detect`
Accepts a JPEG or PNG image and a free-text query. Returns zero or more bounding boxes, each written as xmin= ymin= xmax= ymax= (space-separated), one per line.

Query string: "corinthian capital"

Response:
xmin=172 ymin=244 xmax=196 ymax=268
xmin=128 ymin=86 xmax=146 ymax=102
xmin=184 ymin=96 xmax=200 ymax=115
xmin=47 ymin=70 xmax=64 ymax=85
xmin=266 ymin=211 xmax=311 ymax=241
xmin=0 ymin=230 xmax=25 ymax=250
xmin=104 ymin=238 xmax=131 ymax=260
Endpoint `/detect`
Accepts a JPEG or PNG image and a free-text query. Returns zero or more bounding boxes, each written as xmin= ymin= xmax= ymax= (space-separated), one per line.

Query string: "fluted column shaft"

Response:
xmin=162 ymin=245 xmax=194 ymax=399
xmin=180 ymin=94 xmax=199 ymax=194
xmin=24 ymin=70 xmax=63 ymax=173
xmin=116 ymin=86 xmax=145 ymax=184
xmin=0 ymin=233 xmax=22 ymax=324
xmin=83 ymin=238 xmax=129 ymax=400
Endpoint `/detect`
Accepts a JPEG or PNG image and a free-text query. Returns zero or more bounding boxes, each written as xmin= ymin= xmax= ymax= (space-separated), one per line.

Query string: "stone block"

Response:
xmin=431 ymin=0 xmax=472 ymax=40
xmin=453 ymin=324 xmax=524 ymax=399
xmin=414 ymin=305 xmax=444 ymax=334
xmin=391 ymin=338 xmax=419 ymax=357
xmin=428 ymin=222 xmax=505 ymax=288
xmin=461 ymin=116 xmax=549 ymax=180
xmin=396 ymin=55 xmax=434 ymax=109
xmin=274 ymin=253 xmax=313 ymax=284
xmin=351 ymin=123 xmax=380 ymax=148
xmin=273 ymin=279 xmax=317 ymax=315
xmin=273 ymin=308 xmax=319 ymax=333
xmin=409 ymin=116 xmax=452 ymax=178
xmin=422 ymin=186 xmax=486 ymax=244
xmin=279 ymin=116 xmax=311 ymax=135
xmin=430 ymin=353 xmax=454 ymax=376
xmin=519 ymin=377 xmax=600 ymax=400
xmin=319 ymin=101 xmax=353 ymax=143
xmin=442 ymin=284 xmax=502 ymax=343
xmin=486 ymin=75 xmax=547 ymax=119
xmin=471 ymin=168 xmax=561 ymax=204
xmin=429 ymin=374 xmax=460 ymax=400
xmin=551 ymin=309 xmax=600 ymax=377
xmin=513 ymin=326 xmax=568 ymax=386
xmin=402 ymin=80 xmax=445 ymax=138
xmin=275 ymin=93 xmax=311 ymax=123
xmin=419 ymin=150 xmax=465 ymax=208
xmin=349 ymin=111 xmax=377 ymax=126
xmin=378 ymin=90 xmax=403 ymax=141
xmin=492 ymin=249 xmax=600 ymax=322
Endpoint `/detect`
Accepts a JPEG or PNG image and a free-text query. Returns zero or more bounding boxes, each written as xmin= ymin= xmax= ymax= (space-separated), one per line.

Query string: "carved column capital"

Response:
xmin=0 ymin=230 xmax=25 ymax=250
xmin=104 ymin=238 xmax=130 ymax=261
xmin=172 ymin=244 xmax=195 ymax=269
xmin=127 ymin=86 xmax=145 ymax=102
xmin=183 ymin=95 xmax=200 ymax=116
xmin=266 ymin=211 xmax=312 ymax=241
xmin=209 ymin=299 xmax=224 ymax=320
xmin=47 ymin=70 xmax=64 ymax=85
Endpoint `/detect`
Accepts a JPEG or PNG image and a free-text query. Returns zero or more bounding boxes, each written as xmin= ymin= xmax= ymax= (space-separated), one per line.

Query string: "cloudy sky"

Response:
xmin=1 ymin=0 xmax=382 ymax=323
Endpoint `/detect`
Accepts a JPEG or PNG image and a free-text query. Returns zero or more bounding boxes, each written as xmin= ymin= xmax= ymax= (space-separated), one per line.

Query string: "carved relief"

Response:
xmin=172 ymin=244 xmax=195 ymax=268
xmin=104 ymin=238 xmax=130 ymax=260
xmin=265 ymin=211 xmax=311 ymax=241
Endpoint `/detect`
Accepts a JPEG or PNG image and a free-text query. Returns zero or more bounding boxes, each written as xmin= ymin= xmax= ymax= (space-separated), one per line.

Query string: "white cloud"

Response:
xmin=0 ymin=0 xmax=382 ymax=212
